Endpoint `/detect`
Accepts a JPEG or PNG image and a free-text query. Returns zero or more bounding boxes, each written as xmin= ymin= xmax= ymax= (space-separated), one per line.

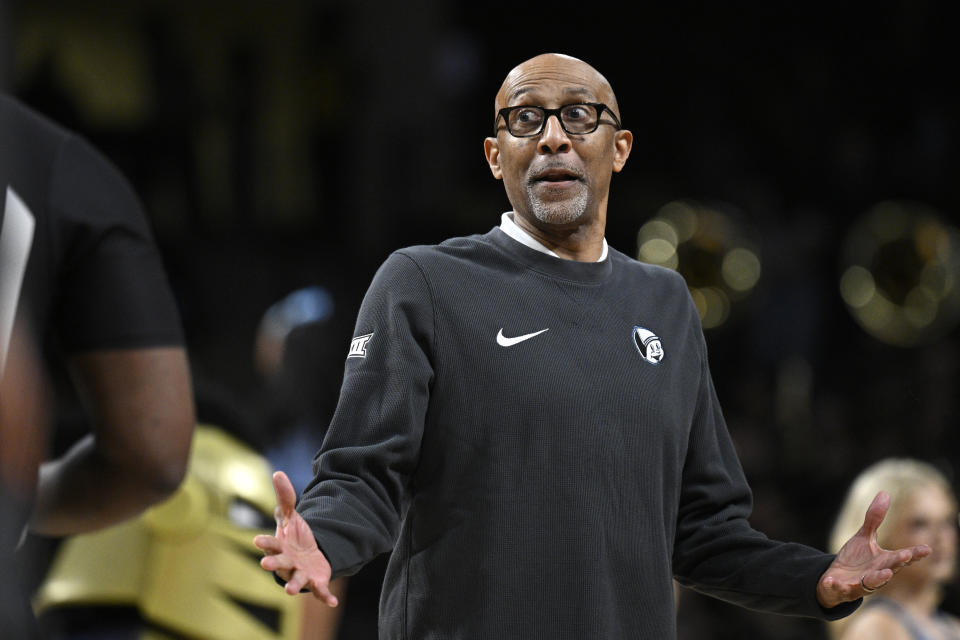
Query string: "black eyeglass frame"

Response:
xmin=493 ymin=102 xmax=622 ymax=137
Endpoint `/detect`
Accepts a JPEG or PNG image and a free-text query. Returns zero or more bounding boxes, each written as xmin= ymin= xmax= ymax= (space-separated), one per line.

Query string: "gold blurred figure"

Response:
xmin=34 ymin=425 xmax=343 ymax=640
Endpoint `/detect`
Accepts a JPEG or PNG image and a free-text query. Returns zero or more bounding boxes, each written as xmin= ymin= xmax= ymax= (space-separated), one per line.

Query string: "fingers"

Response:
xmin=819 ymin=568 xmax=892 ymax=607
xmin=307 ymin=576 xmax=340 ymax=607
xmin=258 ymin=549 xmax=337 ymax=606
xmin=255 ymin=537 xmax=290 ymax=582
xmin=260 ymin=552 xmax=292 ymax=573
xmin=282 ymin=569 xmax=339 ymax=607
xmin=259 ymin=555 xmax=294 ymax=582
xmin=860 ymin=568 xmax=893 ymax=592
xmin=273 ymin=471 xmax=297 ymax=520
xmin=817 ymin=574 xmax=860 ymax=608
xmin=818 ymin=536 xmax=933 ymax=608
xmin=253 ymin=534 xmax=283 ymax=554
xmin=285 ymin=568 xmax=309 ymax=595
xmin=887 ymin=548 xmax=913 ymax=569
xmin=859 ymin=491 xmax=890 ymax=539
xmin=879 ymin=545 xmax=931 ymax=572
xmin=905 ymin=544 xmax=931 ymax=564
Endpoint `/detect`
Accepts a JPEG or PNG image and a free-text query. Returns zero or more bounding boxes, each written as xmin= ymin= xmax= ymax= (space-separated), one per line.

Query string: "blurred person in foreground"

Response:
xmin=0 ymin=327 xmax=47 ymax=637
xmin=1 ymin=92 xmax=193 ymax=555
xmin=828 ymin=459 xmax=960 ymax=639
xmin=255 ymin=53 xmax=929 ymax=638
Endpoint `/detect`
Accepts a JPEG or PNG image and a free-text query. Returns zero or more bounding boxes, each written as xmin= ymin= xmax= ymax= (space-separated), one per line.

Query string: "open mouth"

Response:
xmin=530 ymin=167 xmax=582 ymax=185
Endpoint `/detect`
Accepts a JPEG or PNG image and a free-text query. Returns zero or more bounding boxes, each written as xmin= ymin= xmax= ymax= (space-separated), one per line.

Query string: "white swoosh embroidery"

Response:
xmin=496 ymin=328 xmax=549 ymax=347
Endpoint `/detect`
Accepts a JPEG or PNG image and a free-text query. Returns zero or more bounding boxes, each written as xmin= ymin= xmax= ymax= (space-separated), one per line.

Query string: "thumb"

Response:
xmin=859 ymin=491 xmax=890 ymax=539
xmin=273 ymin=471 xmax=297 ymax=520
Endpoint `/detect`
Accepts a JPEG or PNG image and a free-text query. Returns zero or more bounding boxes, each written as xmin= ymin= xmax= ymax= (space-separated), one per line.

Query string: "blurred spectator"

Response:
xmin=1 ymin=92 xmax=194 ymax=631
xmin=827 ymin=459 xmax=960 ymax=639
xmin=253 ymin=285 xmax=340 ymax=495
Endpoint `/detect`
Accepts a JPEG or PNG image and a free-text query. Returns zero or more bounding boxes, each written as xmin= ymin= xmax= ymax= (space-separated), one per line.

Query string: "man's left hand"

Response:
xmin=816 ymin=490 xmax=931 ymax=609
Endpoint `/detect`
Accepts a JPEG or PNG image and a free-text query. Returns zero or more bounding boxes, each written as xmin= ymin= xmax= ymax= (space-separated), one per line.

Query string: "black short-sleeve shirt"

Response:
xmin=0 ymin=92 xmax=183 ymax=353
xmin=2 ymin=92 xmax=186 ymax=637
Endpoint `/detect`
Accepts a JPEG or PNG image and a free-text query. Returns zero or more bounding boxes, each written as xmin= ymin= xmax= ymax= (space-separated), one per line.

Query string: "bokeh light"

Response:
xmin=839 ymin=200 xmax=960 ymax=347
xmin=637 ymin=200 xmax=762 ymax=329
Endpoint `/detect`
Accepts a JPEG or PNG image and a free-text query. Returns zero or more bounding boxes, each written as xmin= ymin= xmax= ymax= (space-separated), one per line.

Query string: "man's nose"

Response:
xmin=538 ymin=114 xmax=571 ymax=154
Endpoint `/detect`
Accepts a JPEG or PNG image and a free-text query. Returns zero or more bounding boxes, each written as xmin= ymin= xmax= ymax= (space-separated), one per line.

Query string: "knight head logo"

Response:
xmin=633 ymin=326 xmax=664 ymax=365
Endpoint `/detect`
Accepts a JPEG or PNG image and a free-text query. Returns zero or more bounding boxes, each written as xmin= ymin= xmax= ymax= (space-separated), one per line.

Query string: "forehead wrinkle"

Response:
xmin=505 ymin=86 xmax=595 ymax=105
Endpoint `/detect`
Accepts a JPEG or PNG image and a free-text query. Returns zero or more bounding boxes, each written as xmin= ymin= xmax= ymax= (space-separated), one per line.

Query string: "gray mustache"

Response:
xmin=527 ymin=163 xmax=585 ymax=183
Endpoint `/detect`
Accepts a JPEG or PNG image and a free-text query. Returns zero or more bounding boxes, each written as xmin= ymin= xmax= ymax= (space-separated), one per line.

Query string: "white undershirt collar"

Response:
xmin=499 ymin=212 xmax=608 ymax=262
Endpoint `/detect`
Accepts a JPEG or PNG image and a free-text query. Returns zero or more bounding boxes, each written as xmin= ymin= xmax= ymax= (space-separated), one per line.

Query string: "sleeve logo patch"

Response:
xmin=347 ymin=332 xmax=374 ymax=358
xmin=633 ymin=326 xmax=664 ymax=365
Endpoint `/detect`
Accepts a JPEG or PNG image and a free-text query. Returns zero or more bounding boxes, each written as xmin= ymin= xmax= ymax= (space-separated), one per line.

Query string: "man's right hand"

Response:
xmin=254 ymin=471 xmax=339 ymax=606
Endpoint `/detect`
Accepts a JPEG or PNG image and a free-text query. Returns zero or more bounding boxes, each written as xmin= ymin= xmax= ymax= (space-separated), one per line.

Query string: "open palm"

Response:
xmin=254 ymin=471 xmax=339 ymax=606
xmin=816 ymin=491 xmax=930 ymax=609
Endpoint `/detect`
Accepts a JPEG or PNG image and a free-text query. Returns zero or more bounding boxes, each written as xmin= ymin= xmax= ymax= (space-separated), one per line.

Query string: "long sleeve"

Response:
xmin=296 ymin=251 xmax=434 ymax=577
xmin=672 ymin=339 xmax=859 ymax=620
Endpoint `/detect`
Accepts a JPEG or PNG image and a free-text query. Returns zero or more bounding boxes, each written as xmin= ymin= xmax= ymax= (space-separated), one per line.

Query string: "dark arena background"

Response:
xmin=2 ymin=1 xmax=958 ymax=639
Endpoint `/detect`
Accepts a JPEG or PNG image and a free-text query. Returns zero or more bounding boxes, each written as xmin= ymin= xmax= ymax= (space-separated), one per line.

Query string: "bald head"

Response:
xmin=494 ymin=53 xmax=620 ymax=121
xmin=483 ymin=52 xmax=633 ymax=257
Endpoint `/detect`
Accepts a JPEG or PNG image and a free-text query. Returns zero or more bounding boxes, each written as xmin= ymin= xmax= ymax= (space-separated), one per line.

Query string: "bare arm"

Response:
xmin=29 ymin=347 xmax=194 ymax=535
xmin=0 ymin=328 xmax=48 ymax=500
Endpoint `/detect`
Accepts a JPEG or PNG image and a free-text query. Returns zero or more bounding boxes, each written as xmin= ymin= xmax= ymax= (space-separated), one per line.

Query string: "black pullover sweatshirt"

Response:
xmin=297 ymin=227 xmax=857 ymax=639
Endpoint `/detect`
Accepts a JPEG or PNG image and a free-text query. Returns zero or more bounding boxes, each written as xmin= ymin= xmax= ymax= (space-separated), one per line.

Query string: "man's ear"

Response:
xmin=612 ymin=129 xmax=633 ymax=173
xmin=484 ymin=137 xmax=503 ymax=180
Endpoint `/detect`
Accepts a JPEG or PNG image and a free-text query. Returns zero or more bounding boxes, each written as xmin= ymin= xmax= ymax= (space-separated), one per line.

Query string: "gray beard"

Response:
xmin=527 ymin=186 xmax=589 ymax=225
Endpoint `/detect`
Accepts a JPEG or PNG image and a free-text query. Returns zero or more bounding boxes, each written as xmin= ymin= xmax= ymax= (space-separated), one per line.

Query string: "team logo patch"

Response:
xmin=347 ymin=332 xmax=374 ymax=358
xmin=633 ymin=326 xmax=664 ymax=365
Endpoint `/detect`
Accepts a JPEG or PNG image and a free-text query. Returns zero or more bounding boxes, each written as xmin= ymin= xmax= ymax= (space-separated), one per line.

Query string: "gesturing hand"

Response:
xmin=816 ymin=491 xmax=930 ymax=609
xmin=253 ymin=471 xmax=339 ymax=606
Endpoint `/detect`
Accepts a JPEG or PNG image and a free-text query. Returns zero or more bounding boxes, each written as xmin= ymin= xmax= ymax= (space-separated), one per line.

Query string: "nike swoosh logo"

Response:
xmin=496 ymin=328 xmax=549 ymax=347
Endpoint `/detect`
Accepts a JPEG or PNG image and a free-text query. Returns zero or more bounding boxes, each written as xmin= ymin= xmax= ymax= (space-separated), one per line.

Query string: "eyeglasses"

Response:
xmin=494 ymin=102 xmax=622 ymax=137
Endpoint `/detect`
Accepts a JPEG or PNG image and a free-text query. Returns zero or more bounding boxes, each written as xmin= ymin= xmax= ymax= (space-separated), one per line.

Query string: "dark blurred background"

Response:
xmin=3 ymin=1 xmax=958 ymax=638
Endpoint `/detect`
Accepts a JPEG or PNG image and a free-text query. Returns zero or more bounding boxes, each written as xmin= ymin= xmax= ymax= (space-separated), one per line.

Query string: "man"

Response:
xmin=255 ymin=54 xmax=928 ymax=638
xmin=0 ymin=326 xmax=46 ymax=637
xmin=1 ymin=91 xmax=193 ymax=555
